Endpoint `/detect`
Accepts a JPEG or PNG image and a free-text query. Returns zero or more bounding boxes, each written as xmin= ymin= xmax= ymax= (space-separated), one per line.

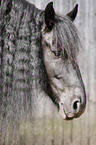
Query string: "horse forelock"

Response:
xmin=53 ymin=15 xmax=82 ymax=63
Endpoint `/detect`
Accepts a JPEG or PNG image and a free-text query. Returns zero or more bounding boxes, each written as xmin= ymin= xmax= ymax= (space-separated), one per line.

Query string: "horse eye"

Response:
xmin=55 ymin=75 xmax=62 ymax=79
xmin=52 ymin=51 xmax=61 ymax=57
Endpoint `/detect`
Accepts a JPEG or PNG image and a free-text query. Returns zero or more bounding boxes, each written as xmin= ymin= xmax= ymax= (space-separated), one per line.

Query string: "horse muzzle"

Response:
xmin=59 ymin=94 xmax=86 ymax=120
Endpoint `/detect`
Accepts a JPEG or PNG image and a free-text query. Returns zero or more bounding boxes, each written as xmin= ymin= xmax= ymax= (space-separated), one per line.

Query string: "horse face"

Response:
xmin=41 ymin=2 xmax=86 ymax=120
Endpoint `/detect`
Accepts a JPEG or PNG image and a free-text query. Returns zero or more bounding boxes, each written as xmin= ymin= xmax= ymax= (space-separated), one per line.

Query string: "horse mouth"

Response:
xmin=59 ymin=102 xmax=74 ymax=120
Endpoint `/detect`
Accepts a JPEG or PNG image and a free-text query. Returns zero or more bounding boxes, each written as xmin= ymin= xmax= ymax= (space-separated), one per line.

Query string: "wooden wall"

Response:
xmin=24 ymin=0 xmax=96 ymax=145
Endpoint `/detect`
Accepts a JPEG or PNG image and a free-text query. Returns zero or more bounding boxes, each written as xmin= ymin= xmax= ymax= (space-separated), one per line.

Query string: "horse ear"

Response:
xmin=45 ymin=2 xmax=55 ymax=30
xmin=66 ymin=4 xmax=78 ymax=21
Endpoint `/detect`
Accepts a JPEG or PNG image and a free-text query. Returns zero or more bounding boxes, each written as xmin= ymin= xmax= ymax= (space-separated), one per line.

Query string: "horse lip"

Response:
xmin=59 ymin=102 xmax=74 ymax=120
xmin=59 ymin=102 xmax=67 ymax=120
xmin=59 ymin=102 xmax=76 ymax=120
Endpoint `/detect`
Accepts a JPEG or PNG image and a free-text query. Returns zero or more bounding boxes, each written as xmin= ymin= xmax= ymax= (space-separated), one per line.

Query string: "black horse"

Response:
xmin=0 ymin=0 xmax=86 ymax=123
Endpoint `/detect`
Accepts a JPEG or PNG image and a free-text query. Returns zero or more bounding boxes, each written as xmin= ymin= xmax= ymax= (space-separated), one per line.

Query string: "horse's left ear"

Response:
xmin=66 ymin=4 xmax=78 ymax=21
xmin=44 ymin=2 xmax=55 ymax=30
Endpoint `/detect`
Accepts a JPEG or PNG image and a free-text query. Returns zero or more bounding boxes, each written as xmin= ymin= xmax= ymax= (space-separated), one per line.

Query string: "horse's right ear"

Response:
xmin=66 ymin=4 xmax=78 ymax=21
xmin=44 ymin=2 xmax=55 ymax=30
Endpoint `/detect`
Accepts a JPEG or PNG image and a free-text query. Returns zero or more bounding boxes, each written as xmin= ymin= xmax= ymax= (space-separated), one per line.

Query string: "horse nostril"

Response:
xmin=72 ymin=99 xmax=80 ymax=112
xmin=73 ymin=101 xmax=79 ymax=110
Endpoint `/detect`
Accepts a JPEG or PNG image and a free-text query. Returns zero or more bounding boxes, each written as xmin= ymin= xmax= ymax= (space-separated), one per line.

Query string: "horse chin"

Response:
xmin=59 ymin=102 xmax=74 ymax=121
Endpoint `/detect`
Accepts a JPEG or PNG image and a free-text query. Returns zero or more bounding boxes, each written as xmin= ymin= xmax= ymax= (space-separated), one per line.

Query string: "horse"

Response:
xmin=0 ymin=0 xmax=87 ymax=144
xmin=0 ymin=0 xmax=86 ymax=127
